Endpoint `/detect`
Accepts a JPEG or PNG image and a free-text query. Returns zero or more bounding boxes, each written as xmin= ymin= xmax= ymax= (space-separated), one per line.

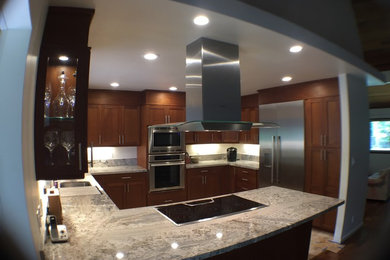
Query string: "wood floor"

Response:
xmin=311 ymin=199 xmax=390 ymax=260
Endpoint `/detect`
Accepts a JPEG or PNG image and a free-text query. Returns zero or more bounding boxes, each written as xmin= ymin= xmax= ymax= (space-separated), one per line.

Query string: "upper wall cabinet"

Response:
xmin=34 ymin=7 xmax=94 ymax=180
xmin=87 ymin=90 xmax=142 ymax=147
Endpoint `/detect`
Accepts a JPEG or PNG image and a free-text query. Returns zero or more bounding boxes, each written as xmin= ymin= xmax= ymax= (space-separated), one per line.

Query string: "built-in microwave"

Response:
xmin=148 ymin=126 xmax=185 ymax=154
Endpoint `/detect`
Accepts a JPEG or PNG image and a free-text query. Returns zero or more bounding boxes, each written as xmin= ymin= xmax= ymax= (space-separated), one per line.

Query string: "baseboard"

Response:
xmin=331 ymin=221 xmax=363 ymax=244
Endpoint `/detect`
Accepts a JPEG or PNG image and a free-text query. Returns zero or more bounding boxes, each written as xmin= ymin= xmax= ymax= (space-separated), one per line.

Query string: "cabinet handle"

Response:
xmin=242 ymin=170 xmax=248 ymax=174
xmin=241 ymin=178 xmax=249 ymax=182
xmin=121 ymin=176 xmax=132 ymax=179
xmin=99 ymin=135 xmax=102 ymax=145
xmin=241 ymin=187 xmax=249 ymax=191
xmin=164 ymin=200 xmax=173 ymax=203
xmin=200 ymin=170 xmax=209 ymax=173
xmin=168 ymin=115 xmax=171 ymax=123
xmin=118 ymin=135 xmax=121 ymax=144
xmin=122 ymin=135 xmax=125 ymax=144
xmin=78 ymin=143 xmax=82 ymax=170
xmin=204 ymin=176 xmax=207 ymax=184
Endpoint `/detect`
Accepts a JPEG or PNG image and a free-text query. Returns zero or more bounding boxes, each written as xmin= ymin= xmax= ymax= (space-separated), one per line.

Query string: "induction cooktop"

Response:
xmin=155 ymin=194 xmax=267 ymax=226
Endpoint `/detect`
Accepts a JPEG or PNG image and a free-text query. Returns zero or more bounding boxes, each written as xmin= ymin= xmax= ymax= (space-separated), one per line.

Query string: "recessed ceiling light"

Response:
xmin=193 ymin=15 xmax=209 ymax=26
xmin=282 ymin=76 xmax=292 ymax=82
xmin=110 ymin=82 xmax=120 ymax=87
xmin=59 ymin=56 xmax=69 ymax=61
xmin=289 ymin=45 xmax=303 ymax=53
xmin=169 ymin=86 xmax=178 ymax=91
xmin=143 ymin=53 xmax=158 ymax=60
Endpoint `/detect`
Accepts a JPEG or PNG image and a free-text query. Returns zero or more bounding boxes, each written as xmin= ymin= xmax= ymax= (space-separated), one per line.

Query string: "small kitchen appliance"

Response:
xmin=227 ymin=147 xmax=237 ymax=162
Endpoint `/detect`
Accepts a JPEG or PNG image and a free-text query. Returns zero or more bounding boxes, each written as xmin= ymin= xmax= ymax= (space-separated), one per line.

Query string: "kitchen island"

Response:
xmin=43 ymin=185 xmax=343 ymax=259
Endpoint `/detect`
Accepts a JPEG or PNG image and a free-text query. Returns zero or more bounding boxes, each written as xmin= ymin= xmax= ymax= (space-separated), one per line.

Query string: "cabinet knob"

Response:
xmin=164 ymin=200 xmax=173 ymax=203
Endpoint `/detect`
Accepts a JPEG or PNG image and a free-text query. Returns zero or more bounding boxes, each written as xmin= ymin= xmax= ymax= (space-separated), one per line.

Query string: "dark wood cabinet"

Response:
xmin=187 ymin=166 xmax=229 ymax=200
xmin=234 ymin=167 xmax=258 ymax=192
xmin=87 ymin=104 xmax=140 ymax=146
xmin=34 ymin=7 xmax=94 ymax=180
xmin=147 ymin=189 xmax=187 ymax=206
xmin=240 ymin=107 xmax=259 ymax=144
xmin=185 ymin=132 xmax=222 ymax=144
xmin=305 ymin=96 xmax=341 ymax=232
xmin=93 ymin=172 xmax=147 ymax=209
xmin=145 ymin=105 xmax=185 ymax=125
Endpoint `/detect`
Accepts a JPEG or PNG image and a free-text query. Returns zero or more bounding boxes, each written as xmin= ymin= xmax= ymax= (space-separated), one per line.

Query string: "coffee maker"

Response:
xmin=227 ymin=147 xmax=237 ymax=162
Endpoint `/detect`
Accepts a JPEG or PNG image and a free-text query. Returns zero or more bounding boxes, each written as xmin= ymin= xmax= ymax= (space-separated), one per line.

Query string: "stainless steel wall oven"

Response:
xmin=148 ymin=153 xmax=185 ymax=192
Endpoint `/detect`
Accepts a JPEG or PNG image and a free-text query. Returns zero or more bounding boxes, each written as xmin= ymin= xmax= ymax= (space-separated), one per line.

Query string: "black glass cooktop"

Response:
xmin=155 ymin=194 xmax=267 ymax=226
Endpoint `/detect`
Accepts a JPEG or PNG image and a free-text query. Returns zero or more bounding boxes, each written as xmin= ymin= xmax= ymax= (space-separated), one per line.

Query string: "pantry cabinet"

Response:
xmin=305 ymin=96 xmax=341 ymax=232
xmin=93 ymin=172 xmax=147 ymax=209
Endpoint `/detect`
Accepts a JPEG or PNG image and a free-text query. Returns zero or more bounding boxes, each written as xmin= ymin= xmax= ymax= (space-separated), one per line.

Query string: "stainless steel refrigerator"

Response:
xmin=259 ymin=100 xmax=305 ymax=191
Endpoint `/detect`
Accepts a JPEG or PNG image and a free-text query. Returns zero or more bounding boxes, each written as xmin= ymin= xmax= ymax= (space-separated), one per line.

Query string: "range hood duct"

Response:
xmin=178 ymin=37 xmax=250 ymax=131
xmin=176 ymin=37 xmax=277 ymax=132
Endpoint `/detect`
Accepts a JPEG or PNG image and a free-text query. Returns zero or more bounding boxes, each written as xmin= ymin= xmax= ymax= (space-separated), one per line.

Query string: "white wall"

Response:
xmin=0 ymin=0 xmax=47 ymax=258
xmin=369 ymin=108 xmax=390 ymax=173
xmin=335 ymin=74 xmax=369 ymax=243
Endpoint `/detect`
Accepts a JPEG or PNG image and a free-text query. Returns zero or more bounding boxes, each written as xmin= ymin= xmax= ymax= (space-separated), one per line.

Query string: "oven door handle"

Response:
xmin=149 ymin=161 xmax=185 ymax=167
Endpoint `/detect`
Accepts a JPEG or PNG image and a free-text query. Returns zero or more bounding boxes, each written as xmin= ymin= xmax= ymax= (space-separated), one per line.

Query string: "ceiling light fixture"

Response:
xmin=169 ymin=86 xmax=178 ymax=91
xmin=289 ymin=45 xmax=303 ymax=53
xmin=59 ymin=55 xmax=69 ymax=61
xmin=110 ymin=82 xmax=120 ymax=87
xmin=143 ymin=52 xmax=158 ymax=60
xmin=282 ymin=76 xmax=292 ymax=82
xmin=193 ymin=15 xmax=209 ymax=26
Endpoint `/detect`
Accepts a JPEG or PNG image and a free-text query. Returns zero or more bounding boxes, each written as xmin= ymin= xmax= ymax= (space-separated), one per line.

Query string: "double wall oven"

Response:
xmin=148 ymin=126 xmax=185 ymax=192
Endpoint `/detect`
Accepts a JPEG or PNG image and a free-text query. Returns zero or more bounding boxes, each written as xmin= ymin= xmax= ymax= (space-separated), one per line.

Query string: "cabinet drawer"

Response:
xmin=235 ymin=167 xmax=257 ymax=191
xmin=187 ymin=166 xmax=224 ymax=175
xmin=93 ymin=172 xmax=146 ymax=184
xmin=147 ymin=189 xmax=187 ymax=206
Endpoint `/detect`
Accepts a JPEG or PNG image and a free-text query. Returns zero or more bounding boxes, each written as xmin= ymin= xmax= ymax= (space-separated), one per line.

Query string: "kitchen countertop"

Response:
xmin=43 ymin=185 xmax=343 ymax=259
xmin=88 ymin=165 xmax=147 ymax=175
xmin=186 ymin=159 xmax=259 ymax=170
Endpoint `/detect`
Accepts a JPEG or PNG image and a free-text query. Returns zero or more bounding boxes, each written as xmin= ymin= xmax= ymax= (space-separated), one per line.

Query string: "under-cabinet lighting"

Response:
xmin=216 ymin=232 xmax=223 ymax=239
xmin=281 ymin=76 xmax=292 ymax=82
xmin=193 ymin=15 xmax=209 ymax=26
xmin=144 ymin=52 xmax=158 ymax=60
xmin=169 ymin=86 xmax=178 ymax=91
xmin=59 ymin=56 xmax=69 ymax=61
xmin=110 ymin=82 xmax=120 ymax=87
xmin=289 ymin=45 xmax=303 ymax=53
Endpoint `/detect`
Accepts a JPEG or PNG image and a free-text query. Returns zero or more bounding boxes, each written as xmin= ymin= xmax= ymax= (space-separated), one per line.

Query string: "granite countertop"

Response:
xmin=186 ymin=159 xmax=259 ymax=170
xmin=89 ymin=165 xmax=147 ymax=175
xmin=43 ymin=186 xmax=343 ymax=259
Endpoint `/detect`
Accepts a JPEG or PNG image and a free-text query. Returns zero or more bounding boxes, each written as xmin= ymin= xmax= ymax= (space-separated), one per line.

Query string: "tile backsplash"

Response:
xmin=92 ymin=158 xmax=138 ymax=167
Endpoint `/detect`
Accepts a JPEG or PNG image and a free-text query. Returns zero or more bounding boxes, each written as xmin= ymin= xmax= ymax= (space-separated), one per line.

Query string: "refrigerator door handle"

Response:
xmin=276 ymin=136 xmax=281 ymax=184
xmin=271 ymin=136 xmax=276 ymax=184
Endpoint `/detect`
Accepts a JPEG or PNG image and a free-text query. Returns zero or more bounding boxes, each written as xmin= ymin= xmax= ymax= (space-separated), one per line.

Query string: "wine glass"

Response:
xmin=61 ymin=131 xmax=75 ymax=165
xmin=44 ymin=83 xmax=52 ymax=118
xmin=44 ymin=130 xmax=59 ymax=166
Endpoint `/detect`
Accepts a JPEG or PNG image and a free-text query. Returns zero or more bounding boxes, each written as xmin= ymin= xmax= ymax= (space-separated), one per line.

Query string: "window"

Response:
xmin=370 ymin=119 xmax=390 ymax=152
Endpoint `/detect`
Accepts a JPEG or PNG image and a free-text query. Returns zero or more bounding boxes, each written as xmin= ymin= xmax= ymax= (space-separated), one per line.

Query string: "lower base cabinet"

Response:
xmin=93 ymin=172 xmax=147 ymax=209
xmin=234 ymin=167 xmax=258 ymax=192
xmin=147 ymin=189 xmax=187 ymax=206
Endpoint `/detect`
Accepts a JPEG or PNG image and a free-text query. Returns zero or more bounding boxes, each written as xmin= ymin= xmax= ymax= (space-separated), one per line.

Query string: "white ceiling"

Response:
xmin=49 ymin=0 xmax=367 ymax=95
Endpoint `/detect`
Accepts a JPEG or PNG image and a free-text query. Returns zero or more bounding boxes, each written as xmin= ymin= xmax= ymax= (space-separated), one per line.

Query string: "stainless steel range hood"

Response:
xmin=176 ymin=37 xmax=277 ymax=132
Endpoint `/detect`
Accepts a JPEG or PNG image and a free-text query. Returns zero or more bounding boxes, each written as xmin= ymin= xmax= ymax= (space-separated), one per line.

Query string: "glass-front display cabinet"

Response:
xmin=35 ymin=47 xmax=90 ymax=180
xmin=35 ymin=7 xmax=94 ymax=180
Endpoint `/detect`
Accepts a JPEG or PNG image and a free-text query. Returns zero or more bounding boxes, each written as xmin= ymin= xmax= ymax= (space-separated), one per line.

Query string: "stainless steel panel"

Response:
xmin=185 ymin=37 xmax=241 ymax=122
xmin=259 ymin=100 xmax=304 ymax=191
